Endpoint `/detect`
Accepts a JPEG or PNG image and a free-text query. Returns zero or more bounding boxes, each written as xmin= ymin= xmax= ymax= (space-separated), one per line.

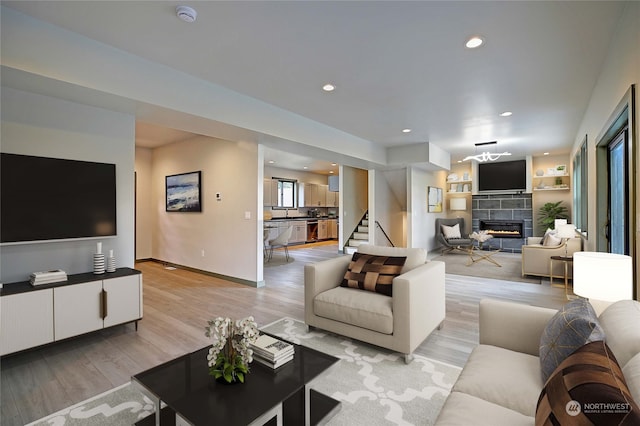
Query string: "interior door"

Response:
xmin=607 ymin=129 xmax=629 ymax=254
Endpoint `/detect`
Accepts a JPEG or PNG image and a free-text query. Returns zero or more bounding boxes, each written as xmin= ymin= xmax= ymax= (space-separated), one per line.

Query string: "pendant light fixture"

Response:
xmin=463 ymin=141 xmax=511 ymax=162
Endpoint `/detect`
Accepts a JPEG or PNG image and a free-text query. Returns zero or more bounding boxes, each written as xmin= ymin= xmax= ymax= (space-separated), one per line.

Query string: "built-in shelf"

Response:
xmin=533 ymin=187 xmax=570 ymax=191
xmin=447 ymin=179 xmax=472 ymax=194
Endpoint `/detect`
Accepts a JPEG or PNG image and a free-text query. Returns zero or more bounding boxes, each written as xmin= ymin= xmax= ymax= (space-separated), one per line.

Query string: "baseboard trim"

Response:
xmin=145 ymin=259 xmax=263 ymax=288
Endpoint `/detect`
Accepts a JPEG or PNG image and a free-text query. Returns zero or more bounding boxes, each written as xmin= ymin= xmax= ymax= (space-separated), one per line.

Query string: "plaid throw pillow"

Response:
xmin=341 ymin=253 xmax=407 ymax=297
xmin=536 ymin=341 xmax=640 ymax=426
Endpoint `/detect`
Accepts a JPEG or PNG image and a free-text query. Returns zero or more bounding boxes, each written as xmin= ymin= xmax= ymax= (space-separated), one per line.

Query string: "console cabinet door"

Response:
xmin=54 ymin=281 xmax=103 ymax=340
xmin=1 ymin=290 xmax=54 ymax=356
xmin=103 ymin=275 xmax=142 ymax=328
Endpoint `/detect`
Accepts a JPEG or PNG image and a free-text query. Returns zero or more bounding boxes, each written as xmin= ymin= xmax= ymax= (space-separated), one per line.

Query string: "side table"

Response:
xmin=550 ymin=255 xmax=573 ymax=299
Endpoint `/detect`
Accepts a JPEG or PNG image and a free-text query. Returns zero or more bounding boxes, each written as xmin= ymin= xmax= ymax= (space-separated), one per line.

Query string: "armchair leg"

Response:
xmin=404 ymin=354 xmax=414 ymax=364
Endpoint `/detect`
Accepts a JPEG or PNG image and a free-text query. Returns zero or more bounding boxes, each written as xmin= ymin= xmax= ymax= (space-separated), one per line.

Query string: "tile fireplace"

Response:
xmin=472 ymin=193 xmax=533 ymax=253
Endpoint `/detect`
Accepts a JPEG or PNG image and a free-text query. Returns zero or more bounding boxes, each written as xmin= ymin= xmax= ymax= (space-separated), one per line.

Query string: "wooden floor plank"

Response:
xmin=0 ymin=242 xmax=567 ymax=425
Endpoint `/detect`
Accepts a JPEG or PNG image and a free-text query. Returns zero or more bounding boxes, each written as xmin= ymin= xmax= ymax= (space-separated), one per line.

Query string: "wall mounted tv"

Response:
xmin=1 ymin=153 xmax=117 ymax=244
xmin=478 ymin=159 xmax=527 ymax=192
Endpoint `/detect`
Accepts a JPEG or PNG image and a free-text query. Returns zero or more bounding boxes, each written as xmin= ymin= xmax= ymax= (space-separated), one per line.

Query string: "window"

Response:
xmin=573 ymin=136 xmax=588 ymax=236
xmin=276 ymin=179 xmax=296 ymax=208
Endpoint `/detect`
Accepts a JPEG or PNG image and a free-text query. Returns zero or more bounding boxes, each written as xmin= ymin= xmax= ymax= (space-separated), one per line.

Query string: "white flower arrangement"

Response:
xmin=205 ymin=316 xmax=259 ymax=383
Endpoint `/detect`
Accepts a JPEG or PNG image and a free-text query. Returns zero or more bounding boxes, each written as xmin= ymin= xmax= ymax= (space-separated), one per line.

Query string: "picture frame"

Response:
xmin=166 ymin=171 xmax=202 ymax=212
xmin=555 ymin=164 xmax=567 ymax=175
xmin=428 ymin=186 xmax=443 ymax=213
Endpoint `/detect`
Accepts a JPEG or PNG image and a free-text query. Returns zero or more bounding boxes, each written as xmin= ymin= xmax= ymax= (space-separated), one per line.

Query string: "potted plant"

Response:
xmin=205 ymin=316 xmax=259 ymax=384
xmin=538 ymin=201 xmax=569 ymax=230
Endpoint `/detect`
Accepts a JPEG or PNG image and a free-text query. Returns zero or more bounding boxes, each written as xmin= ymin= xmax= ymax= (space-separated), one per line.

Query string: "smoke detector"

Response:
xmin=176 ymin=6 xmax=197 ymax=23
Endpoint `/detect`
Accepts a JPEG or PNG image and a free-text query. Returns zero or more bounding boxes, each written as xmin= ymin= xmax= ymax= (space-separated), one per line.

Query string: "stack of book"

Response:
xmin=251 ymin=334 xmax=294 ymax=369
xmin=30 ymin=269 xmax=67 ymax=286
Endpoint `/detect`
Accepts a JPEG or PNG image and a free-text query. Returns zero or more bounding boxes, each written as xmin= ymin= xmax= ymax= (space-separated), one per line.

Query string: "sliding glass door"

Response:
xmin=607 ymin=129 xmax=629 ymax=254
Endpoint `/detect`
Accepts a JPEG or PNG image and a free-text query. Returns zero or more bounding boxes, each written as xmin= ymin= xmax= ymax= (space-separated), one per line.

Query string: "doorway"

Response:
xmin=595 ymin=85 xmax=636 ymax=298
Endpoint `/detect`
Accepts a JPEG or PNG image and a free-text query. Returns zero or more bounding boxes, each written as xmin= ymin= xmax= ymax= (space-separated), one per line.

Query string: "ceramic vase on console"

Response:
xmin=106 ymin=249 xmax=116 ymax=273
xmin=94 ymin=242 xmax=105 ymax=274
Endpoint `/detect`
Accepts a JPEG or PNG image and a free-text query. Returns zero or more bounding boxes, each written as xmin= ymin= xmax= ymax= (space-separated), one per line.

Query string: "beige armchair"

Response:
xmin=521 ymin=236 xmax=582 ymax=279
xmin=304 ymin=244 xmax=445 ymax=363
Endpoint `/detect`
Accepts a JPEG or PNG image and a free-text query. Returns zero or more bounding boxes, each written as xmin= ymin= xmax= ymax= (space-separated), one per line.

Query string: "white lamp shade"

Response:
xmin=573 ymin=252 xmax=632 ymax=302
xmin=554 ymin=219 xmax=568 ymax=229
xmin=556 ymin=224 xmax=575 ymax=239
xmin=450 ymin=198 xmax=467 ymax=211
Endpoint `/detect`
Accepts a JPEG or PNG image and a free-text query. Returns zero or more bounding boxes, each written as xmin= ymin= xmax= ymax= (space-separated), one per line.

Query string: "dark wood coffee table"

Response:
xmin=133 ymin=339 xmax=340 ymax=426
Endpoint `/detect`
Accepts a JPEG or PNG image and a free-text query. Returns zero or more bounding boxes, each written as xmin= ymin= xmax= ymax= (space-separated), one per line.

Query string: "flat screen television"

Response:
xmin=1 ymin=153 xmax=117 ymax=244
xmin=478 ymin=159 xmax=527 ymax=192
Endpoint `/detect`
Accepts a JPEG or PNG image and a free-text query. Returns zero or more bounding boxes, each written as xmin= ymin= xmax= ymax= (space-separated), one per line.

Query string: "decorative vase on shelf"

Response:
xmin=536 ymin=169 xmax=544 ymax=177
xmin=205 ymin=316 xmax=259 ymax=384
xmin=93 ymin=242 xmax=105 ymax=275
xmin=106 ymin=250 xmax=116 ymax=273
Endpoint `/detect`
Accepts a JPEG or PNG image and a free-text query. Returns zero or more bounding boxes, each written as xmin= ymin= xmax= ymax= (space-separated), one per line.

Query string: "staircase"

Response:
xmin=344 ymin=214 xmax=369 ymax=254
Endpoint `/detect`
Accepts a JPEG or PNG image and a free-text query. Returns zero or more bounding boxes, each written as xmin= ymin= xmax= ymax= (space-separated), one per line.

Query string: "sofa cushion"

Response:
xmin=356 ymin=244 xmax=426 ymax=273
xmin=452 ymin=344 xmax=543 ymax=417
xmin=543 ymin=233 xmax=562 ymax=247
xmin=536 ymin=340 xmax=640 ymax=426
xmin=340 ymin=252 xmax=406 ymax=296
xmin=441 ymin=223 xmax=461 ymax=239
xmin=313 ymin=286 xmax=393 ymax=334
xmin=598 ymin=299 xmax=640 ymax=368
xmin=435 ymin=391 xmax=533 ymax=426
xmin=623 ymin=353 xmax=640 ymax=405
xmin=539 ymin=298 xmax=605 ymax=382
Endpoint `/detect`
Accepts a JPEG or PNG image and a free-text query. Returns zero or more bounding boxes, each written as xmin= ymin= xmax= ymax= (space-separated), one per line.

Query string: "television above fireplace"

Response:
xmin=477 ymin=159 xmax=527 ymax=193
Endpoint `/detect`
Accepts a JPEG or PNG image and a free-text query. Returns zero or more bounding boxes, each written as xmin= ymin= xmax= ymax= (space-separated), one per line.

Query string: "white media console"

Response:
xmin=0 ymin=268 xmax=142 ymax=356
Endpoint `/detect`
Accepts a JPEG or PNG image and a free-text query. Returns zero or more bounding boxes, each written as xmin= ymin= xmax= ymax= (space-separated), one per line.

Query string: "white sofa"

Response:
xmin=435 ymin=298 xmax=640 ymax=425
xmin=304 ymin=244 xmax=445 ymax=363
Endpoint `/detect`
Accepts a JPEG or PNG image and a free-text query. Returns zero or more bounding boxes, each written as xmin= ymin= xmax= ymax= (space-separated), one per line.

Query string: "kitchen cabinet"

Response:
xmin=263 ymin=179 xmax=278 ymax=206
xmin=325 ymin=189 xmax=339 ymax=207
xmin=291 ymin=221 xmax=307 ymax=244
xmin=318 ymin=219 xmax=329 ymax=240
xmin=301 ymin=183 xmax=330 ymax=207
xmin=329 ymin=219 xmax=338 ymax=239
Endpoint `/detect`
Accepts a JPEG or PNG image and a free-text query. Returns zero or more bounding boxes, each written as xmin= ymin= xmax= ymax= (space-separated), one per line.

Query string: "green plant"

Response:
xmin=538 ymin=201 xmax=569 ymax=230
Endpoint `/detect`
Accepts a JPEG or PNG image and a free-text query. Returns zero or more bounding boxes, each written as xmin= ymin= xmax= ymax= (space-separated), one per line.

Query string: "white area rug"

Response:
xmin=262 ymin=318 xmax=461 ymax=425
xmin=30 ymin=318 xmax=460 ymax=426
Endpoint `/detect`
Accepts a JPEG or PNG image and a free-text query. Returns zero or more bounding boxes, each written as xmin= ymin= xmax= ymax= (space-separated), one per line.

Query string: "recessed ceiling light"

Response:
xmin=176 ymin=6 xmax=197 ymax=23
xmin=329 ymin=171 xmax=334 ymax=174
xmin=268 ymin=160 xmax=275 ymax=164
xmin=465 ymin=36 xmax=484 ymax=49
xmin=543 ymin=152 xmax=550 ymax=156
xmin=331 ymin=163 xmax=337 ymax=166
xmin=499 ymin=111 xmax=513 ymax=117
xmin=402 ymin=128 xmax=412 ymax=133
xmin=303 ymin=166 xmax=308 ymax=169
xmin=322 ymin=83 xmax=336 ymax=92
xmin=457 ymin=160 xmax=463 ymax=163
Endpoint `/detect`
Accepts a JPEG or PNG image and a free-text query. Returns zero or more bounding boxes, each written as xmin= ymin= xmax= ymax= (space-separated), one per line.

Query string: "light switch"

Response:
xmin=216 ymin=192 xmax=222 ymax=201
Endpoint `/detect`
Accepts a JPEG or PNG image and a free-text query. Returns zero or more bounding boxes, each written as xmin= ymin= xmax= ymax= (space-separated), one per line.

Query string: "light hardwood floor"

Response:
xmin=0 ymin=243 xmax=567 ymax=425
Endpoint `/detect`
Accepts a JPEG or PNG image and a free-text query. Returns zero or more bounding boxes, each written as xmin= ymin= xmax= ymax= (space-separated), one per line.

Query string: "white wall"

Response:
xmin=135 ymin=147 xmax=153 ymax=259
xmin=150 ymin=136 xmax=261 ymax=285
xmin=570 ymin=1 xmax=639 ymax=297
xmin=0 ymin=87 xmax=135 ymax=283
xmin=373 ymin=170 xmax=405 ymax=247
xmin=407 ymin=167 xmax=447 ymax=251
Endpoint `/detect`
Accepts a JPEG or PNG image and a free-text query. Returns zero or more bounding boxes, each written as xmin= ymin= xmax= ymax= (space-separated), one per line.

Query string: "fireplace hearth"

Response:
xmin=479 ymin=220 xmax=524 ymax=239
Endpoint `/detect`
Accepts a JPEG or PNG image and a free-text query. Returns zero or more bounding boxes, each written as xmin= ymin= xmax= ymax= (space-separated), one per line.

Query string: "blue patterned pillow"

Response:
xmin=539 ymin=298 xmax=605 ymax=382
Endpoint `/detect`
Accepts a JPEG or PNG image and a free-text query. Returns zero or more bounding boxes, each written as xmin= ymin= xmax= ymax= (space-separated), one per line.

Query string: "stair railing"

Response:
xmin=375 ymin=220 xmax=395 ymax=247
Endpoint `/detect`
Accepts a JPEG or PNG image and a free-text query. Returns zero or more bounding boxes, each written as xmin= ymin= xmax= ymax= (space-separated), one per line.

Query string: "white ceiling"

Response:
xmin=2 ymin=1 xmax=628 ymax=172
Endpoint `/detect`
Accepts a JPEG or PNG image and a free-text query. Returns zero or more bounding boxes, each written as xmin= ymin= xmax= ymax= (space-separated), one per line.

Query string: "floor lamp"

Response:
xmin=573 ymin=252 xmax=632 ymax=311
